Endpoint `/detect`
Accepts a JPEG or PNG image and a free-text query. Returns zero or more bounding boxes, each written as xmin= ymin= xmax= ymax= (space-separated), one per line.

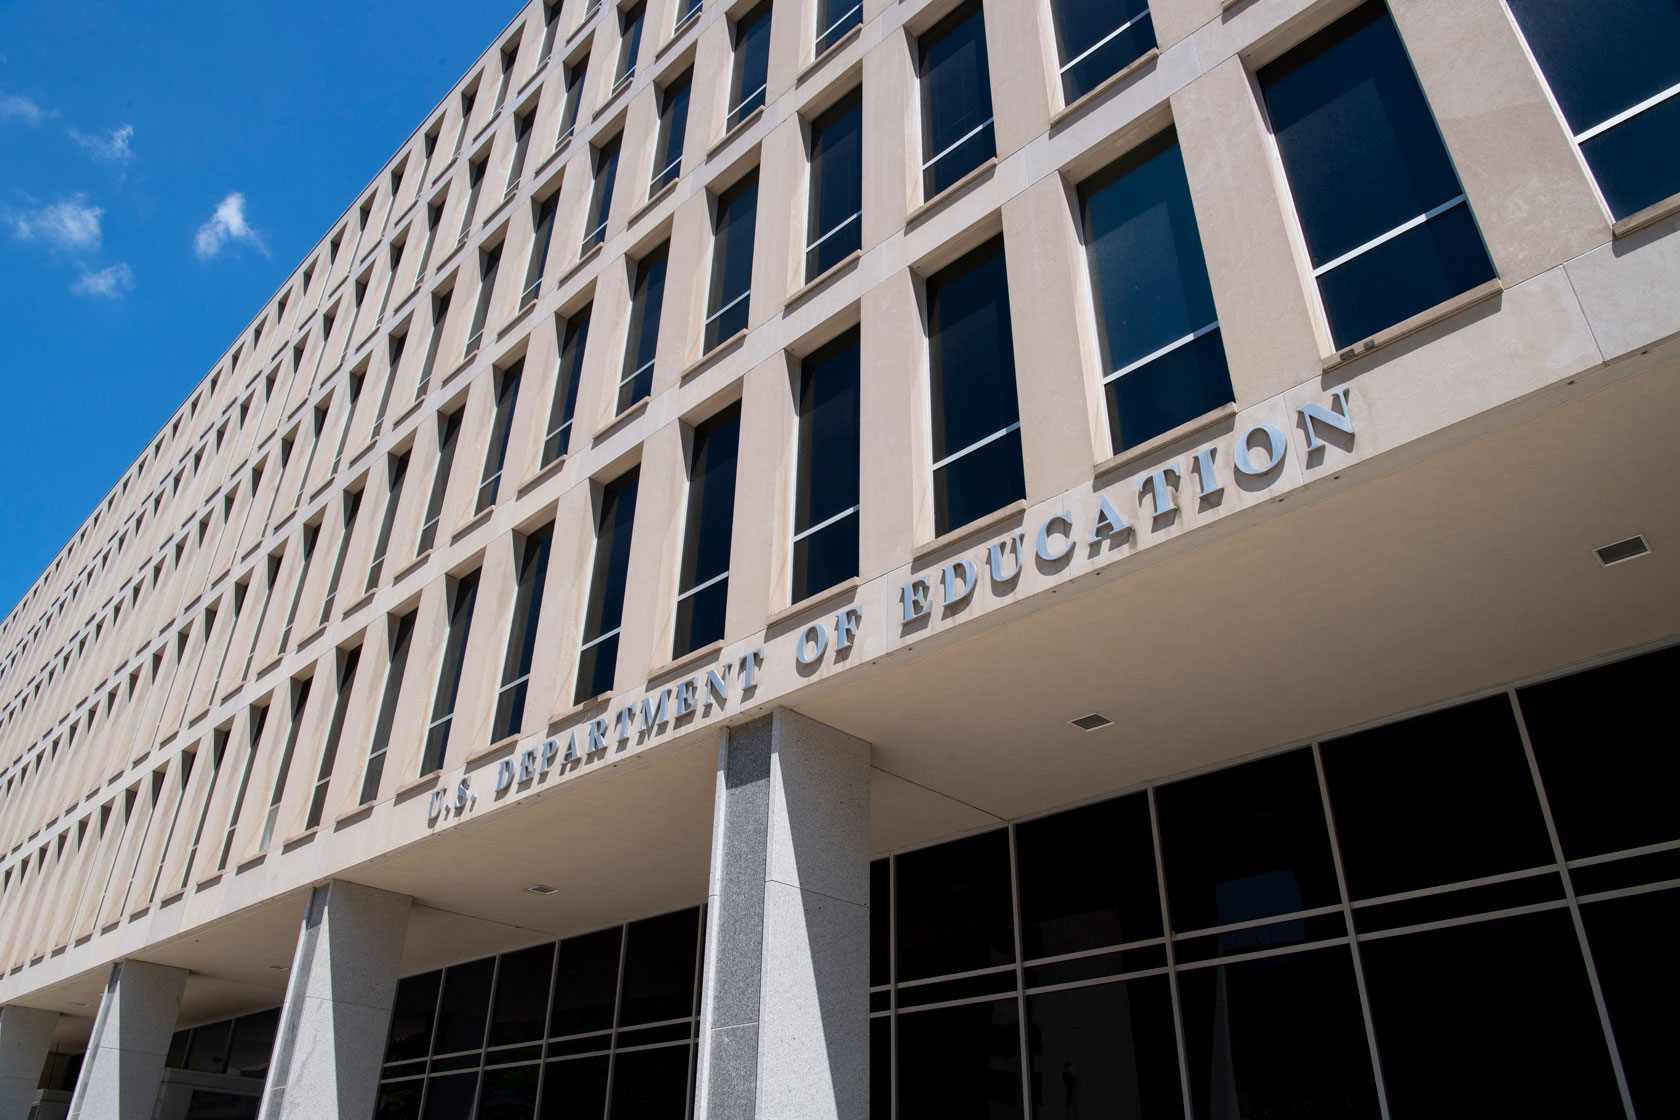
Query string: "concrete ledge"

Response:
xmin=1093 ymin=402 xmax=1238 ymax=480
xmin=911 ymin=498 xmax=1028 ymax=562
xmin=786 ymin=250 xmax=861 ymax=310
xmin=906 ymin=157 xmax=997 ymax=229
xmin=1612 ymin=192 xmax=1680 ymax=240
xmin=707 ymin=105 xmax=765 ymax=161
xmin=649 ymin=638 xmax=726 ymax=682
xmin=1050 ymin=48 xmax=1159 ymax=129
xmin=517 ymin=454 xmax=567 ymax=495
xmin=681 ymin=329 xmax=747 ymax=382
xmin=797 ymin=24 xmax=863 ymax=86
xmin=592 ymin=396 xmax=650 ymax=442
xmin=766 ymin=575 xmax=862 ymax=628
xmin=1323 ymin=277 xmax=1504 ymax=372
xmin=629 ymin=179 xmax=680 ymax=228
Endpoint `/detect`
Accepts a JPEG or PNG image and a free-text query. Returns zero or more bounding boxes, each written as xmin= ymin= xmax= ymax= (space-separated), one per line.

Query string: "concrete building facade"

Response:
xmin=1 ymin=0 xmax=1677 ymax=1116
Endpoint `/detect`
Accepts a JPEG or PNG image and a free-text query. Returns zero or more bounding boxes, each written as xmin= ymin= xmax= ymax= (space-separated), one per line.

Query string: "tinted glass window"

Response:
xmin=1580 ymin=886 xmax=1680 ymax=1118
xmin=433 ymin=956 xmax=494 ymax=1054
xmin=1081 ymin=131 xmax=1232 ymax=452
xmin=584 ymin=134 xmax=621 ymax=250
xmin=488 ymin=943 xmax=555 ymax=1046
xmin=920 ymin=0 xmax=995 ymax=197
xmin=728 ymin=1 xmax=773 ymax=128
xmin=1179 ymin=946 xmax=1380 ymax=1118
xmin=793 ymin=330 xmax=861 ymax=602
xmin=895 ymin=828 xmax=1014 ymax=980
xmin=620 ymin=244 xmax=668 ymax=411
xmin=618 ymin=907 xmax=700 ymax=1025
xmin=1156 ymin=748 xmax=1340 ymax=933
xmin=706 ymin=173 xmax=758 ymax=348
xmin=550 ymin=926 xmax=624 ymax=1038
xmin=807 ymin=89 xmax=863 ymax=280
xmin=1518 ymin=643 xmax=1680 ymax=859
xmin=421 ymin=1071 xmax=479 ymax=1120
xmin=577 ymin=469 xmax=639 ymax=703
xmin=927 ymin=236 xmax=1024 ymax=535
xmin=538 ymin=1055 xmax=610 ymax=1120
xmin=897 ymin=999 xmax=1021 ymax=1119
xmin=817 ymin=0 xmax=862 ymax=52
xmin=493 ymin=525 xmax=553 ymax=741
xmin=1507 ymin=0 xmax=1680 ymax=219
xmin=1025 ymin=975 xmax=1182 ymax=1119
xmin=478 ymin=1064 xmax=539 ymax=1120
xmin=1360 ymin=909 xmax=1623 ymax=1117
xmin=1051 ymin=0 xmax=1154 ymax=102
xmin=543 ymin=305 xmax=590 ymax=465
xmin=387 ymin=972 xmax=443 ymax=1062
xmin=1258 ymin=2 xmax=1493 ymax=348
xmin=675 ymin=405 xmax=740 ymax=657
xmin=1321 ymin=695 xmax=1555 ymax=899
xmin=652 ymin=71 xmax=692 ymax=192
xmin=1016 ymin=792 xmax=1161 ymax=959
xmin=608 ymin=1043 xmax=693 ymax=1119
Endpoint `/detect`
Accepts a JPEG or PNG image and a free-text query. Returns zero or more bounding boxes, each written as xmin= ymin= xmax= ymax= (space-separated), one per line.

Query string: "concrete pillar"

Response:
xmin=0 ymin=1005 xmax=58 ymax=1119
xmin=67 ymin=959 xmax=188 ymax=1120
xmin=259 ymin=880 xmax=412 ymax=1120
xmin=694 ymin=709 xmax=871 ymax=1120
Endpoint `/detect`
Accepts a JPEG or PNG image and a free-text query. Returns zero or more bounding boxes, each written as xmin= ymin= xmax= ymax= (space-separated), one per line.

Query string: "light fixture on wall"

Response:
xmin=1068 ymin=713 xmax=1114 ymax=731
xmin=1595 ymin=535 xmax=1650 ymax=567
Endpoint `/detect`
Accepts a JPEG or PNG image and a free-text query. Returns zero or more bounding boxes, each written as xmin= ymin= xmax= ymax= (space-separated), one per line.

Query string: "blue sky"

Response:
xmin=0 ymin=0 xmax=524 ymax=618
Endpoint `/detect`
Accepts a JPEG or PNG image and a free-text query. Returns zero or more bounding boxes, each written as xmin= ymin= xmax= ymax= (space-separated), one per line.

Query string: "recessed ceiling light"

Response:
xmin=526 ymin=884 xmax=560 ymax=895
xmin=1595 ymin=535 xmax=1650 ymax=567
xmin=1069 ymin=713 xmax=1113 ymax=732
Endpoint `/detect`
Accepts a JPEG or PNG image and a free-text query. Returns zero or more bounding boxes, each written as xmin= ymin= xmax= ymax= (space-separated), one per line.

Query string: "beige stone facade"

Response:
xmin=1 ymin=0 xmax=1678 ymax=1115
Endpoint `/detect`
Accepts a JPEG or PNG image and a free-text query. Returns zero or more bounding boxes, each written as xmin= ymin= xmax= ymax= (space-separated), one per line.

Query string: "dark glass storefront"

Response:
xmin=369 ymin=643 xmax=1676 ymax=1119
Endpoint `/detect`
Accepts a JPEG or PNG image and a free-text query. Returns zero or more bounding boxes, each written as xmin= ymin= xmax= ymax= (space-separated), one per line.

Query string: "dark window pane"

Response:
xmin=185 ymin=1018 xmax=233 ymax=1073
xmin=1259 ymin=2 xmax=1494 ymax=346
xmin=1052 ymin=0 xmax=1154 ymax=103
xmin=225 ymin=1008 xmax=279 ymax=1079
xmin=808 ymin=90 xmax=863 ymax=280
xmin=550 ymin=927 xmax=624 ymax=1038
xmin=586 ymin=135 xmax=621 ymax=249
xmin=435 ymin=957 xmax=495 ymax=1054
xmin=489 ymin=943 xmax=556 ymax=1047
xmin=1315 ymin=200 xmax=1495 ymax=349
xmin=494 ymin=527 xmax=554 ymax=741
xmin=1580 ymin=886 xmax=1680 ymax=1119
xmin=653 ymin=73 xmax=691 ymax=191
xmin=1506 ymin=0 xmax=1680 ymax=137
xmin=1017 ymin=792 xmax=1163 ymax=959
xmin=1081 ymin=133 xmax=1232 ymax=450
xmin=1322 ymin=695 xmax=1555 ymax=899
xmin=539 ymin=1055 xmax=610 ymax=1120
xmin=1520 ymin=644 xmax=1680 ymax=859
xmin=870 ymin=1016 xmax=892 ymax=1120
xmin=479 ymin=1064 xmax=540 ymax=1120
xmin=377 ymin=1081 xmax=424 ymax=1120
xmin=544 ymin=306 xmax=590 ymax=465
xmin=575 ymin=632 xmax=619 ymax=705
xmin=621 ymin=246 xmax=668 ymax=411
xmin=619 ymin=908 xmax=700 ymax=1026
xmin=577 ymin=470 xmax=639 ymax=704
xmin=896 ymin=828 xmax=1014 ymax=981
xmin=1025 ymin=974 xmax=1181 ymax=1120
xmin=920 ymin=0 xmax=995 ymax=197
xmin=1156 ymin=748 xmax=1340 ymax=934
xmin=792 ymin=514 xmax=858 ymax=606
xmin=387 ymin=972 xmax=443 ymax=1063
xmin=675 ymin=405 xmax=740 ymax=655
xmin=934 ymin=428 xmax=1025 ymax=537
xmin=818 ymin=0 xmax=863 ymax=53
xmin=897 ymin=999 xmax=1022 ymax=1120
xmin=793 ymin=329 xmax=861 ymax=601
xmin=1360 ymin=909 xmax=1623 ymax=1118
xmin=728 ymin=1 xmax=773 ymax=127
xmin=422 ymin=1071 xmax=480 ymax=1120
xmin=870 ymin=858 xmax=890 ymax=988
xmin=707 ymin=175 xmax=758 ymax=349
xmin=608 ymin=1044 xmax=693 ymax=1120
xmin=424 ymin=570 xmax=480 ymax=774
xmin=1179 ymin=946 xmax=1379 ymax=1119
xmin=1581 ymin=91 xmax=1680 ymax=221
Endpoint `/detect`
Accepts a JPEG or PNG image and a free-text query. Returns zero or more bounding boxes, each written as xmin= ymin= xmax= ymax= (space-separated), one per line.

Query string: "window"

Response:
xmin=373 ymin=330 xmax=407 ymax=434
xmin=1080 ymin=131 xmax=1233 ymax=452
xmin=180 ymin=730 xmax=228 ymax=888
xmin=614 ymin=2 xmax=646 ymax=93
xmin=422 ymin=569 xmax=480 ymax=775
xmin=674 ymin=404 xmax=741 ymax=657
xmin=452 ymin=87 xmax=478 ymax=158
xmin=539 ymin=2 xmax=561 ymax=63
xmin=619 ymin=242 xmax=668 ymax=412
xmin=523 ymin=192 xmax=559 ymax=307
xmin=316 ymin=488 xmax=364 ymax=624
xmin=506 ymin=108 xmax=535 ymax=195
xmin=793 ymin=329 xmax=860 ymax=602
xmin=494 ymin=40 xmax=520 ymax=111
xmin=374 ymin=236 xmax=405 ymax=326
xmin=1506 ymin=0 xmax=1680 ymax=221
xmin=652 ymin=70 xmax=693 ymax=193
xmin=727 ymin=1 xmax=773 ymax=131
xmin=476 ymin=360 xmax=523 ymax=513
xmin=216 ymin=704 xmax=270 ymax=871
xmin=276 ymin=523 xmax=319 ymax=652
xmin=359 ymin=611 xmax=416 ymax=804
xmin=816 ymin=0 xmax=862 ymax=54
xmin=492 ymin=524 xmax=554 ymax=741
xmin=558 ymin=53 xmax=590 ymax=146
xmin=365 ymin=455 xmax=409 ymax=593
xmin=305 ymin=645 xmax=361 ymax=830
xmin=1050 ymin=0 xmax=1153 ymax=102
xmin=583 ymin=133 xmax=622 ymax=250
xmin=706 ymin=171 xmax=758 ymax=349
xmin=458 ymin=156 xmax=488 ymax=243
xmin=919 ymin=0 xmax=995 ymax=198
xmin=415 ymin=194 xmax=446 ymax=279
xmin=576 ymin=468 xmax=639 ymax=703
xmin=1258 ymin=2 xmax=1495 ymax=350
xmin=806 ymin=88 xmax=862 ymax=280
xmin=258 ymin=676 xmax=313 ymax=851
xmin=927 ymin=236 xmax=1024 ymax=535
xmin=414 ymin=288 xmax=455 ymax=401
xmin=417 ymin=409 xmax=463 ymax=554
xmin=544 ymin=305 xmax=591 ymax=464
xmin=464 ymin=243 xmax=502 ymax=357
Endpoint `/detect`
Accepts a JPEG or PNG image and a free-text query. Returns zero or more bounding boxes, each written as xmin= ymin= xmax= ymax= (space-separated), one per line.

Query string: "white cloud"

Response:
xmin=71 ymin=262 xmax=134 ymax=297
xmin=10 ymin=195 xmax=102 ymax=251
xmin=0 ymin=94 xmax=46 ymax=125
xmin=72 ymin=124 xmax=133 ymax=164
xmin=194 ymin=192 xmax=266 ymax=259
